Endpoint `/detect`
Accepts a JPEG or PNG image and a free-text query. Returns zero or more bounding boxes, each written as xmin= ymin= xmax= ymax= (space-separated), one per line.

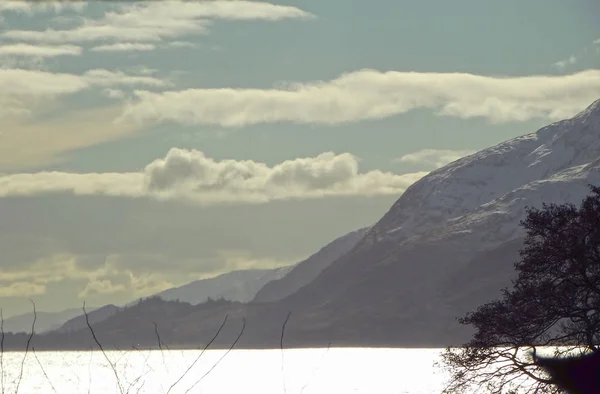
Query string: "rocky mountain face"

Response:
xmin=253 ymin=227 xmax=370 ymax=303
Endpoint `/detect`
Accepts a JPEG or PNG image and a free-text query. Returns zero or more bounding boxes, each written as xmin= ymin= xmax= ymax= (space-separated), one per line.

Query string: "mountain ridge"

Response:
xmin=3 ymin=98 xmax=599 ymax=350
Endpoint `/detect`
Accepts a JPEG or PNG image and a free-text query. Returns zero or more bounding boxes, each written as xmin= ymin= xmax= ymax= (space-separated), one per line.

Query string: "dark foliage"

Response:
xmin=534 ymin=351 xmax=600 ymax=394
xmin=441 ymin=185 xmax=600 ymax=393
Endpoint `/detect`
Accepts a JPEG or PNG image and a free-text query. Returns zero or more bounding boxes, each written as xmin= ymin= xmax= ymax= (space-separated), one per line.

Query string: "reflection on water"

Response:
xmin=0 ymin=348 xmax=448 ymax=394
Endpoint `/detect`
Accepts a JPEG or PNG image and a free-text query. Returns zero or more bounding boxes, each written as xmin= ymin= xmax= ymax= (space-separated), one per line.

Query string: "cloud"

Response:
xmin=168 ymin=41 xmax=196 ymax=48
xmin=0 ymin=43 xmax=82 ymax=57
xmin=3 ymin=1 xmax=313 ymax=44
xmin=553 ymin=55 xmax=577 ymax=69
xmin=0 ymin=68 xmax=166 ymax=120
xmin=213 ymin=250 xmax=298 ymax=274
xmin=120 ymin=69 xmax=600 ymax=127
xmin=0 ymin=1 xmax=86 ymax=15
xmin=395 ymin=149 xmax=476 ymax=169
xmin=0 ymin=106 xmax=141 ymax=170
xmin=0 ymin=253 xmax=172 ymax=302
xmin=102 ymin=88 xmax=125 ymax=100
xmin=0 ymin=149 xmax=428 ymax=204
xmin=90 ymin=43 xmax=156 ymax=53
xmin=0 ymin=282 xmax=46 ymax=298
xmin=78 ymin=279 xmax=126 ymax=297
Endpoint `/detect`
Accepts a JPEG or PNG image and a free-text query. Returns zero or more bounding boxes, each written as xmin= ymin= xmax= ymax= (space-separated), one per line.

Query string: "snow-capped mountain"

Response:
xmin=360 ymin=98 xmax=600 ymax=251
xmin=33 ymin=99 xmax=600 ymax=349
xmin=277 ymin=98 xmax=600 ymax=346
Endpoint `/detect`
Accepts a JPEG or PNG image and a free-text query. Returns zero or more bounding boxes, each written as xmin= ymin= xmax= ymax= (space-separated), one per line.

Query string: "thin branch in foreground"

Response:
xmin=183 ymin=315 xmax=247 ymax=394
xmin=281 ymin=311 xmax=292 ymax=394
xmin=87 ymin=346 xmax=93 ymax=394
xmin=152 ymin=321 xmax=164 ymax=352
xmin=125 ymin=349 xmax=153 ymax=394
xmin=83 ymin=301 xmax=124 ymax=394
xmin=152 ymin=321 xmax=169 ymax=373
xmin=32 ymin=347 xmax=58 ymax=394
xmin=15 ymin=299 xmax=36 ymax=394
xmin=0 ymin=308 xmax=4 ymax=394
xmin=166 ymin=315 xmax=229 ymax=394
xmin=300 ymin=341 xmax=331 ymax=394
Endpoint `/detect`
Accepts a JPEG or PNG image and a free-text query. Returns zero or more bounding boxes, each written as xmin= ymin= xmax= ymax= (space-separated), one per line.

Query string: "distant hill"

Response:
xmin=153 ymin=266 xmax=294 ymax=305
xmin=2 ymin=307 xmax=98 ymax=334
xmin=57 ymin=304 xmax=119 ymax=333
xmin=253 ymin=227 xmax=370 ymax=303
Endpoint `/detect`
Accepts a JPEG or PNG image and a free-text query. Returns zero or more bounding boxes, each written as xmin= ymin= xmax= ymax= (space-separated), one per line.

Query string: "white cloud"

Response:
xmin=120 ymin=69 xmax=600 ymax=127
xmin=3 ymin=1 xmax=313 ymax=44
xmin=0 ymin=68 xmax=166 ymax=120
xmin=0 ymin=1 xmax=86 ymax=15
xmin=395 ymin=149 xmax=476 ymax=169
xmin=0 ymin=149 xmax=428 ymax=204
xmin=0 ymin=43 xmax=82 ymax=57
xmin=553 ymin=55 xmax=577 ymax=69
xmin=168 ymin=41 xmax=196 ymax=48
xmin=82 ymin=69 xmax=167 ymax=87
xmin=90 ymin=43 xmax=156 ymax=53
xmin=102 ymin=88 xmax=125 ymax=100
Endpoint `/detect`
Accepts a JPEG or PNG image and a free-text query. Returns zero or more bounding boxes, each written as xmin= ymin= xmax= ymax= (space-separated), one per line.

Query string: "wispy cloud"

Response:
xmin=3 ymin=1 xmax=313 ymax=45
xmin=553 ymin=55 xmax=577 ymax=70
xmin=168 ymin=41 xmax=196 ymax=48
xmin=120 ymin=69 xmax=600 ymax=127
xmin=395 ymin=149 xmax=476 ymax=169
xmin=0 ymin=68 xmax=166 ymax=120
xmin=0 ymin=43 xmax=82 ymax=57
xmin=0 ymin=106 xmax=141 ymax=170
xmin=0 ymin=1 xmax=86 ymax=15
xmin=90 ymin=43 xmax=156 ymax=52
xmin=0 ymin=149 xmax=428 ymax=204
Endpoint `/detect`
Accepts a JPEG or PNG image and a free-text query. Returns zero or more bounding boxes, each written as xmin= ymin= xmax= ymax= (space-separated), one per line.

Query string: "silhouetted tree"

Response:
xmin=441 ymin=185 xmax=600 ymax=394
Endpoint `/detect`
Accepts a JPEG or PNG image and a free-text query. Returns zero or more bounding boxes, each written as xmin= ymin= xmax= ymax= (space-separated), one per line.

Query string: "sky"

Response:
xmin=0 ymin=0 xmax=599 ymax=317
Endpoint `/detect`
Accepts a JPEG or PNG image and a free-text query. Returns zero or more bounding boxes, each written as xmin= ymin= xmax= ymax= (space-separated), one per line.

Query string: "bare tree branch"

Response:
xmin=281 ymin=311 xmax=291 ymax=394
xmin=83 ymin=301 xmax=124 ymax=394
xmin=183 ymin=315 xmax=247 ymax=394
xmin=300 ymin=342 xmax=331 ymax=394
xmin=15 ymin=299 xmax=36 ymax=394
xmin=166 ymin=314 xmax=229 ymax=394
xmin=32 ymin=347 xmax=58 ymax=394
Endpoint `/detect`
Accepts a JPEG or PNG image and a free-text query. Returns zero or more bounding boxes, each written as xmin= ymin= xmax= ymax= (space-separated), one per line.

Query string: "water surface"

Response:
xmin=0 ymin=348 xmax=448 ymax=393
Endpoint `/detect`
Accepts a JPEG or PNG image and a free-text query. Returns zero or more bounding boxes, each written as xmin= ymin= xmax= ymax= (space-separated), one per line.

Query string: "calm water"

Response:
xmin=0 ymin=348 xmax=449 ymax=393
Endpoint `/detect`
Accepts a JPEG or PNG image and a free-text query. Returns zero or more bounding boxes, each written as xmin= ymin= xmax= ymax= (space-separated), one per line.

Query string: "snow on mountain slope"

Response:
xmin=276 ymin=98 xmax=600 ymax=346
xmin=154 ymin=266 xmax=294 ymax=305
xmin=360 ymin=98 xmax=600 ymax=250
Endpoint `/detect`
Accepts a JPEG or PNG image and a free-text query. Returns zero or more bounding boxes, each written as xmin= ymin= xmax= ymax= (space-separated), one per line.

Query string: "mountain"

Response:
xmin=8 ymin=98 xmax=600 ymax=350
xmin=57 ymin=304 xmax=120 ymax=333
xmin=275 ymin=98 xmax=600 ymax=346
xmin=253 ymin=227 xmax=370 ymax=303
xmin=153 ymin=266 xmax=294 ymax=305
xmin=2 ymin=307 xmax=98 ymax=334
xmin=49 ymin=266 xmax=295 ymax=336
